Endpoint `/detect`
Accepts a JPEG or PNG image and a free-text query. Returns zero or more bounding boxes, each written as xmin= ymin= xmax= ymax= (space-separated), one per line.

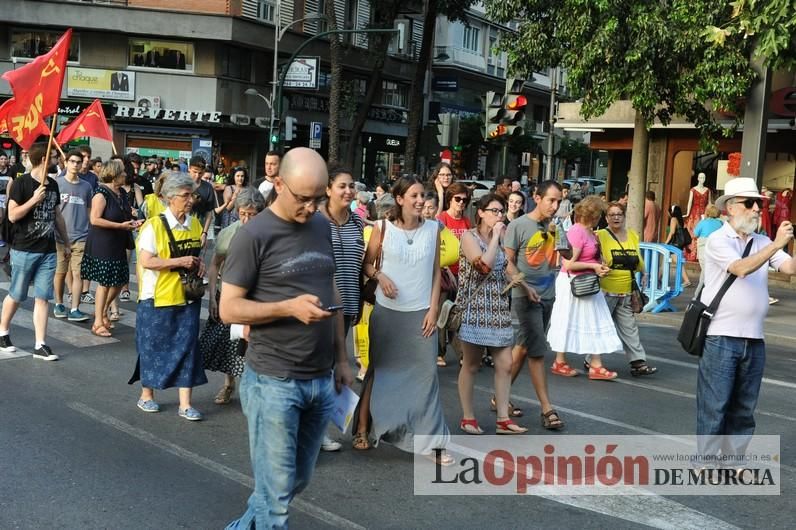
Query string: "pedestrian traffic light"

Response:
xmin=285 ymin=116 xmax=297 ymax=141
xmin=269 ymin=118 xmax=281 ymax=148
xmin=436 ymin=113 xmax=452 ymax=147
xmin=503 ymin=78 xmax=527 ymax=136
xmin=484 ymin=91 xmax=505 ymax=140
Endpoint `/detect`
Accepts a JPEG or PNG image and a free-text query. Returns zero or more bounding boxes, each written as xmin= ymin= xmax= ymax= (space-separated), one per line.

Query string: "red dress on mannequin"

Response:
xmin=760 ymin=196 xmax=772 ymax=237
xmin=773 ymin=190 xmax=793 ymax=231
xmin=685 ymin=187 xmax=710 ymax=261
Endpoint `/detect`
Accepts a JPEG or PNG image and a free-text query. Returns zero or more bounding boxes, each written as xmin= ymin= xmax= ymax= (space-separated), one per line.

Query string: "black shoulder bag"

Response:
xmin=677 ymin=239 xmax=753 ymax=356
xmin=604 ymin=229 xmax=648 ymax=313
xmin=158 ymin=214 xmax=206 ymax=301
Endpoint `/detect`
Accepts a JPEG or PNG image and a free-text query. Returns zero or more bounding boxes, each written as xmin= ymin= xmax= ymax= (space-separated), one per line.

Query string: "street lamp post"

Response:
xmin=272 ymin=27 xmax=400 ymax=151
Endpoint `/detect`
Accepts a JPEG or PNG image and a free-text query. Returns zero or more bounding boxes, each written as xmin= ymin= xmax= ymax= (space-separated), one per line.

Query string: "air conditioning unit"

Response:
xmin=135 ymin=96 xmax=161 ymax=110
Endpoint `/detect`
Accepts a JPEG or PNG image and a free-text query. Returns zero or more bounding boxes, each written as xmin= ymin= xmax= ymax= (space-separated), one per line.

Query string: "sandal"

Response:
xmin=436 ymin=356 xmax=447 ymax=367
xmin=214 ymin=385 xmax=235 ymax=404
xmin=459 ymin=418 xmax=483 ymax=435
xmin=482 ymin=352 xmax=494 ymax=367
xmin=490 ymin=395 xmax=523 ymax=417
xmin=630 ymin=362 xmax=658 ymax=377
xmin=541 ymin=409 xmax=564 ymax=430
xmin=352 ymin=432 xmax=371 ymax=451
xmin=496 ymin=418 xmax=528 ymax=434
xmin=588 ymin=366 xmax=618 ymax=380
xmin=103 ymin=317 xmax=115 ymax=330
xmin=109 ymin=310 xmax=120 ymax=322
xmin=551 ymin=360 xmax=578 ymax=377
xmin=91 ymin=324 xmax=112 ymax=337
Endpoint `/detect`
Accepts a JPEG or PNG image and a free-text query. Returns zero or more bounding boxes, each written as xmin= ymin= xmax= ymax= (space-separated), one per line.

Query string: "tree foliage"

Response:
xmin=485 ymin=0 xmax=762 ymax=148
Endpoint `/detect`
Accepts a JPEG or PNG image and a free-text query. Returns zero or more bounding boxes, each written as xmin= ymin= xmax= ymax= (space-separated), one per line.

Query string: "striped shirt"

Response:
xmin=326 ymin=211 xmax=365 ymax=316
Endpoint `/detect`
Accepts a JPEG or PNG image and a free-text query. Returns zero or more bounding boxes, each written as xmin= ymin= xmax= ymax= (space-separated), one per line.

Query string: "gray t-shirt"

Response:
xmin=505 ymin=214 xmax=557 ymax=300
xmin=222 ymin=209 xmax=336 ymax=379
xmin=55 ymin=176 xmax=93 ymax=243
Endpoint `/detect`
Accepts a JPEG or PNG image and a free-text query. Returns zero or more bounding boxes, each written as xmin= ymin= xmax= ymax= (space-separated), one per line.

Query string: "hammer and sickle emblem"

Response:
xmin=41 ymin=58 xmax=62 ymax=79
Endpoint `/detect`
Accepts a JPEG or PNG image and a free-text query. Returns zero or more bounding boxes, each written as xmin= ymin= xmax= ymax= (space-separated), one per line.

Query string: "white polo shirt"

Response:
xmin=701 ymin=221 xmax=790 ymax=339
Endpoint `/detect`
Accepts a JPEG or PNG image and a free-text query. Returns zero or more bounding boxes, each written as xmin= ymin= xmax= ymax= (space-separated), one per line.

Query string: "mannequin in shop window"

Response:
xmin=684 ymin=172 xmax=711 ymax=261
xmin=773 ymin=189 xmax=793 ymax=233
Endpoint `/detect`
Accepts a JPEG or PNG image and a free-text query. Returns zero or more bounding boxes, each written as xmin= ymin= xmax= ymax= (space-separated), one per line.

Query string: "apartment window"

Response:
xmin=10 ymin=29 xmax=79 ymax=62
xmin=382 ymin=81 xmax=408 ymax=108
xmin=220 ymin=46 xmax=251 ymax=81
xmin=257 ymin=0 xmax=276 ymax=22
xmin=129 ymin=39 xmax=194 ymax=72
xmin=462 ymin=26 xmax=480 ymax=53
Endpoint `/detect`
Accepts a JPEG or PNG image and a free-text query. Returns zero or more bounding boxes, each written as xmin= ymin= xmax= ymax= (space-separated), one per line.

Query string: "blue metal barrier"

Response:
xmin=637 ymin=243 xmax=685 ymax=313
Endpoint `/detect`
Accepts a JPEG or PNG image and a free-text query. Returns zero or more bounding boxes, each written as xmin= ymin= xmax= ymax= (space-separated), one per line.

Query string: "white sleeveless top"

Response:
xmin=376 ymin=219 xmax=437 ymax=312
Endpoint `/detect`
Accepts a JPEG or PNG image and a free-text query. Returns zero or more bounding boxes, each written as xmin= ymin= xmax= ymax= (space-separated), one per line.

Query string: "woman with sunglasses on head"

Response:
xmin=663 ymin=204 xmax=692 ymax=286
xmin=353 ymin=176 xmax=452 ymax=464
xmin=435 ymin=182 xmax=471 ymax=366
xmin=457 ymin=193 xmax=527 ymax=434
xmin=596 ymin=202 xmax=657 ymax=377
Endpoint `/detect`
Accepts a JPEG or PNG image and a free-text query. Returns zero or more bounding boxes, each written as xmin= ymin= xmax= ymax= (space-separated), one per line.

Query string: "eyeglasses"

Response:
xmin=175 ymin=192 xmax=194 ymax=200
xmin=282 ymin=178 xmax=325 ymax=207
xmin=484 ymin=208 xmax=505 ymax=215
xmin=67 ymin=158 xmax=82 ymax=164
xmin=733 ymin=198 xmax=763 ymax=209
xmin=452 ymin=196 xmax=469 ymax=204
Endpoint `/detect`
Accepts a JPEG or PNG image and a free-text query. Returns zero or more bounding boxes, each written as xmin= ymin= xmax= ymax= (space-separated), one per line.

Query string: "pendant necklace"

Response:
xmin=401 ymin=220 xmax=422 ymax=245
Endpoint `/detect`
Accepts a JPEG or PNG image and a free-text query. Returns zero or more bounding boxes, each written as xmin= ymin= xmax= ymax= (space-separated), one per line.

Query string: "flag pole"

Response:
xmin=111 ymin=142 xmax=117 ymax=156
xmin=53 ymin=138 xmax=66 ymax=159
xmin=40 ymin=112 xmax=59 ymax=190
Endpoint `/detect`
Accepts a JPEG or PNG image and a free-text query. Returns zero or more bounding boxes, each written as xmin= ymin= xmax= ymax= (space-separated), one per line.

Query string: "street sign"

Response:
xmin=310 ymin=121 xmax=322 ymax=149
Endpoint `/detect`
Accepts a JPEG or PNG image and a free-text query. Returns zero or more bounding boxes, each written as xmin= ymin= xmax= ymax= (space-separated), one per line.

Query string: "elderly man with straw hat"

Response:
xmin=696 ymin=177 xmax=796 ymax=465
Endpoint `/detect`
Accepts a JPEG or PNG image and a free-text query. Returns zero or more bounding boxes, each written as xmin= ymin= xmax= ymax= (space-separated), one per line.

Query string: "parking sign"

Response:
xmin=310 ymin=122 xmax=322 ymax=149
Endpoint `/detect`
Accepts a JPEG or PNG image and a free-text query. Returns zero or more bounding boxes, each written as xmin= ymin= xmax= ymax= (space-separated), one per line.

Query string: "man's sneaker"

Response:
xmin=0 ymin=335 xmax=16 ymax=353
xmin=33 ymin=344 xmax=58 ymax=361
xmin=321 ymin=435 xmax=342 ymax=452
xmin=53 ymin=304 xmax=68 ymax=318
xmin=80 ymin=292 xmax=95 ymax=304
xmin=67 ymin=309 xmax=90 ymax=322
xmin=119 ymin=290 xmax=131 ymax=302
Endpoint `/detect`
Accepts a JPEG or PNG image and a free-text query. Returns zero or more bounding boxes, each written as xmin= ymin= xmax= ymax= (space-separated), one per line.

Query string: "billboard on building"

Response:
xmin=284 ymin=57 xmax=319 ymax=90
xmin=67 ymin=67 xmax=136 ymax=101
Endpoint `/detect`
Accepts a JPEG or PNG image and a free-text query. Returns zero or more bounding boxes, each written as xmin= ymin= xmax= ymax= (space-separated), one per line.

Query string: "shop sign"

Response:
xmin=366 ymin=134 xmax=404 ymax=151
xmin=67 ymin=67 xmax=136 ymax=101
xmin=287 ymin=94 xmax=406 ymax=124
xmin=284 ymin=57 xmax=319 ymax=90
xmin=114 ymin=106 xmax=222 ymax=123
xmin=432 ymin=76 xmax=458 ymax=92
xmin=126 ymin=147 xmax=193 ymax=160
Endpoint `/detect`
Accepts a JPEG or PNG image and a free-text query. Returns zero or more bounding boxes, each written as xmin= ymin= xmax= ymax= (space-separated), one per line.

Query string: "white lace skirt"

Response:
xmin=546 ymin=273 xmax=623 ymax=355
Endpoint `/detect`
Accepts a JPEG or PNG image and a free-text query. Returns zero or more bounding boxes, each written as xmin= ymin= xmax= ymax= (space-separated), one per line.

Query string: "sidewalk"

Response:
xmin=636 ymin=283 xmax=796 ymax=347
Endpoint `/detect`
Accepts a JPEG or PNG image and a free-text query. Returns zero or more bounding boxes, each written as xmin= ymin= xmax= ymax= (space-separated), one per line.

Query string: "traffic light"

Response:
xmin=270 ymin=118 xmax=281 ymax=148
xmin=436 ymin=113 xmax=452 ymax=147
xmin=285 ymin=116 xmax=297 ymax=141
xmin=484 ymin=91 xmax=505 ymax=140
xmin=503 ymin=78 xmax=527 ymax=136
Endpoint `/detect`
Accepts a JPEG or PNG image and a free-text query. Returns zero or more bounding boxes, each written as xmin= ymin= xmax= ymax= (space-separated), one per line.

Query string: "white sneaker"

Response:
xmin=321 ymin=435 xmax=342 ymax=452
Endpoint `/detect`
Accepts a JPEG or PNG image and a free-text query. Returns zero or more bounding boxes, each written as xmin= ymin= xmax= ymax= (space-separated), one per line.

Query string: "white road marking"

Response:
xmin=645 ymin=354 xmax=796 ymax=390
xmin=0 ymin=348 xmax=32 ymax=360
xmin=67 ymin=402 xmax=365 ymax=530
xmin=13 ymin=306 xmax=119 ymax=347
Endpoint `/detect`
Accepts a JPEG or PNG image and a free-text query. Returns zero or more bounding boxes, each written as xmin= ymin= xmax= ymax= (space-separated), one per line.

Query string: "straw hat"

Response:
xmin=715 ymin=177 xmax=765 ymax=210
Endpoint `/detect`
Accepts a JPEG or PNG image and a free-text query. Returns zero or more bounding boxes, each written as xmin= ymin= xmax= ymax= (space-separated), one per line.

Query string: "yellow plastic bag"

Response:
xmin=439 ymin=226 xmax=460 ymax=268
xmin=353 ymin=303 xmax=372 ymax=369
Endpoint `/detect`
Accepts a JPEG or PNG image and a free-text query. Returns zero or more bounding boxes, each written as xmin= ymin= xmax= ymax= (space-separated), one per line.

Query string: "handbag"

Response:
xmin=569 ymin=272 xmax=601 ymax=297
xmin=361 ymin=220 xmax=385 ymax=306
xmin=672 ymin=225 xmax=692 ymax=248
xmin=677 ymin=239 xmax=753 ymax=356
xmin=604 ymin=228 xmax=647 ymax=313
xmin=437 ymin=271 xmax=491 ymax=332
xmin=159 ymin=214 xmax=206 ymax=302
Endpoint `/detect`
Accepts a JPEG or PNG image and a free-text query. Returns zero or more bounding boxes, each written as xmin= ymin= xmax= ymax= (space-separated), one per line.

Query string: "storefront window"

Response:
xmin=129 ymin=39 xmax=194 ymax=71
xmin=10 ymin=29 xmax=80 ymax=62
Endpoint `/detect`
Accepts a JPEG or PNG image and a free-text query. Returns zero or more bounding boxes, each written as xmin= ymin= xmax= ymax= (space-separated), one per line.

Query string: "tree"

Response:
xmin=324 ymin=0 xmax=344 ymax=164
xmin=484 ymin=0 xmax=759 ymax=233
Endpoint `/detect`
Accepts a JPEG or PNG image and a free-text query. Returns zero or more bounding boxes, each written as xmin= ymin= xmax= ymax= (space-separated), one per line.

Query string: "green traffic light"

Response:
xmin=270 ymin=135 xmax=280 ymax=143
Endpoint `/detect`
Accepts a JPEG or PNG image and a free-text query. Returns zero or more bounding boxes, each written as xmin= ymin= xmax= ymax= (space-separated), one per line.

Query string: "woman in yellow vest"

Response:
xmin=129 ymin=173 xmax=208 ymax=421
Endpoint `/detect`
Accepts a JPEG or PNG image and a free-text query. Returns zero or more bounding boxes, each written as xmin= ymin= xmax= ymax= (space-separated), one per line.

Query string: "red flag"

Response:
xmin=56 ymin=99 xmax=112 ymax=145
xmin=0 ymin=97 xmax=51 ymax=149
xmin=2 ymin=28 xmax=72 ymax=118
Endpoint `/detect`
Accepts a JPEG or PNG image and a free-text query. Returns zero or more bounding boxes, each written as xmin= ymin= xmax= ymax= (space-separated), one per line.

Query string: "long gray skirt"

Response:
xmin=365 ymin=303 xmax=450 ymax=455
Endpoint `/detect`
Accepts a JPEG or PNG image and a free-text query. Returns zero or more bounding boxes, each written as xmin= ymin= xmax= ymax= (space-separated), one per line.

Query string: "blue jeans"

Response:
xmin=696 ymin=335 xmax=765 ymax=463
xmin=8 ymin=249 xmax=56 ymax=302
xmin=226 ymin=366 xmax=335 ymax=530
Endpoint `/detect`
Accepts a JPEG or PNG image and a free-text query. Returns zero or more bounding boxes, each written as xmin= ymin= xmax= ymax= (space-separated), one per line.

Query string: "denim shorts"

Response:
xmin=8 ymin=249 xmax=56 ymax=302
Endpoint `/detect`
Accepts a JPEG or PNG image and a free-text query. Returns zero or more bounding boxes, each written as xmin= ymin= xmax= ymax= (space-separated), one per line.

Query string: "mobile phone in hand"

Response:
xmin=324 ymin=304 xmax=344 ymax=312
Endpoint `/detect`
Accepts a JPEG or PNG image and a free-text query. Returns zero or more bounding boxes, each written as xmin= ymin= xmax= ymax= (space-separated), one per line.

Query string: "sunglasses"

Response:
xmin=733 ymin=198 xmax=763 ymax=209
xmin=452 ymin=196 xmax=469 ymax=204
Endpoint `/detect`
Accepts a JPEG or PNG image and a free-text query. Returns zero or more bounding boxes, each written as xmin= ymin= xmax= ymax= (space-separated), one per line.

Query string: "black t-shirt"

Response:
xmin=9 ymin=173 xmax=60 ymax=253
xmin=222 ymin=210 xmax=336 ymax=379
xmin=191 ymin=179 xmax=215 ymax=222
xmin=136 ymin=175 xmax=154 ymax=197
xmin=0 ymin=166 xmax=12 ymax=195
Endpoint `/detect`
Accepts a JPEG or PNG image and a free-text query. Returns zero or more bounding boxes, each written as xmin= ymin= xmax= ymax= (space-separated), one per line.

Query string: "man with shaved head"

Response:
xmin=221 ymin=148 xmax=353 ymax=529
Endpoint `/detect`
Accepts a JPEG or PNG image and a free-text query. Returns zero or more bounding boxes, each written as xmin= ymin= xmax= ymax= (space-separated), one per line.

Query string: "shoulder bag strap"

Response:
xmin=158 ymin=214 xmax=178 ymax=250
xmin=374 ymin=219 xmax=385 ymax=271
xmin=702 ymin=238 xmax=754 ymax=316
xmin=604 ymin=228 xmax=638 ymax=286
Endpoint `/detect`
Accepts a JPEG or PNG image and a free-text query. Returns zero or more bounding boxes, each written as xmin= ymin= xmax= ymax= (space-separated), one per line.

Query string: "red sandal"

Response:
xmin=588 ymin=366 xmax=618 ymax=380
xmin=496 ymin=418 xmax=528 ymax=434
xmin=551 ymin=360 xmax=578 ymax=377
xmin=459 ymin=418 xmax=483 ymax=435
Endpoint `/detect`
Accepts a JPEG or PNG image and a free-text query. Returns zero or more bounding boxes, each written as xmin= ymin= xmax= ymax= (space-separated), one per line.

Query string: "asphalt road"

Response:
xmin=1 ymin=281 xmax=794 ymax=530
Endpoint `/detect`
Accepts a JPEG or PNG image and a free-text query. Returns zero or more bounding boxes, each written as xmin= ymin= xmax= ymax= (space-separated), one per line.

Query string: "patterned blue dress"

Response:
xmin=455 ymin=229 xmax=513 ymax=347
